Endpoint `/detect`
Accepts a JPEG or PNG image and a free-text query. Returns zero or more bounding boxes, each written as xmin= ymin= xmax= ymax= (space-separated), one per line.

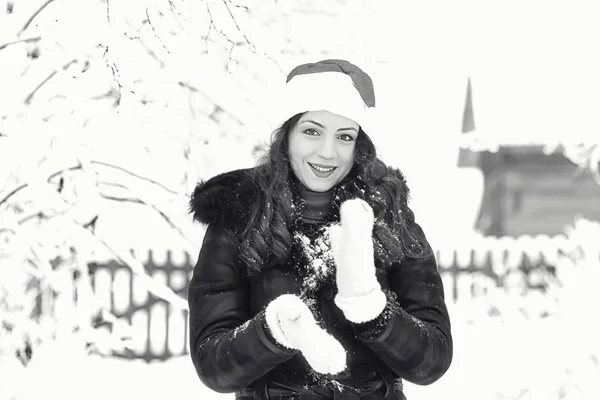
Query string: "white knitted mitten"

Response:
xmin=329 ymin=199 xmax=386 ymax=323
xmin=265 ymin=294 xmax=346 ymax=374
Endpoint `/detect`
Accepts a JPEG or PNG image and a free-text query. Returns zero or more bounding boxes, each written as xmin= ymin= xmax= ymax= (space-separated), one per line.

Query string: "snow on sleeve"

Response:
xmin=231 ymin=319 xmax=252 ymax=339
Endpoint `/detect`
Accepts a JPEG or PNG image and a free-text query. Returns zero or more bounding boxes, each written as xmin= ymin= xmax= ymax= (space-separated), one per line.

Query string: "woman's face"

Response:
xmin=288 ymin=111 xmax=358 ymax=192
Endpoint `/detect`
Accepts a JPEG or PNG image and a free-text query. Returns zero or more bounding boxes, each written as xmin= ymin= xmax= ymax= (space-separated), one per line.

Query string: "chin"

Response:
xmin=303 ymin=178 xmax=336 ymax=192
xmin=308 ymin=184 xmax=333 ymax=192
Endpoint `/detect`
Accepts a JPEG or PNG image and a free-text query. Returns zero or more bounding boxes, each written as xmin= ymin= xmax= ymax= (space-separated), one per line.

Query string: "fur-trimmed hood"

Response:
xmin=189 ymin=165 xmax=413 ymax=230
xmin=189 ymin=167 xmax=262 ymax=230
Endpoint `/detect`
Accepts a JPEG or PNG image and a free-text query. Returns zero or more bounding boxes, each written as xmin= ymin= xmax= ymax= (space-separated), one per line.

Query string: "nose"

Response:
xmin=317 ymin=137 xmax=336 ymax=159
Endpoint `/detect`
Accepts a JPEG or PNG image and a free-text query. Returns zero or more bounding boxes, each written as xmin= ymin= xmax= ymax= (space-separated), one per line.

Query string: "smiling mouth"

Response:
xmin=308 ymin=162 xmax=337 ymax=173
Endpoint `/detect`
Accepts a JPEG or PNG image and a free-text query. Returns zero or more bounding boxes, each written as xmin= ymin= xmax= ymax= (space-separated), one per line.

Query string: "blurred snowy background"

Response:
xmin=1 ymin=0 xmax=600 ymax=399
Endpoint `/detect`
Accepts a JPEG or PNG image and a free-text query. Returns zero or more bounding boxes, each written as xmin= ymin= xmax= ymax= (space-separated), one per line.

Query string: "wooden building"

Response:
xmin=458 ymin=79 xmax=600 ymax=237
xmin=459 ymin=146 xmax=600 ymax=237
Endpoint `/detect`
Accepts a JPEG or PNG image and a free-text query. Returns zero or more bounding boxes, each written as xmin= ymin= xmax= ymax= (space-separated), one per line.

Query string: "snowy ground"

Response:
xmin=2 ymin=299 xmax=597 ymax=400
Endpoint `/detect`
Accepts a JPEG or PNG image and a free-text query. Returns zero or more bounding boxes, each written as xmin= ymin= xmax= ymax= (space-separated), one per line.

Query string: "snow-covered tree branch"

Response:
xmin=0 ymin=0 xmax=285 ymax=375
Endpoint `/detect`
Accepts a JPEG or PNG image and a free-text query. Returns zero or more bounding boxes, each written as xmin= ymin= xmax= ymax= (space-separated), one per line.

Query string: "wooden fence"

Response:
xmin=89 ymin=234 xmax=574 ymax=361
xmin=89 ymin=249 xmax=194 ymax=361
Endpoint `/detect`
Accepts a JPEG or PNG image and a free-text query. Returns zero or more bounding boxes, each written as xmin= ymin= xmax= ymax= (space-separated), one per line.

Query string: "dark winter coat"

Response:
xmin=188 ymin=167 xmax=452 ymax=399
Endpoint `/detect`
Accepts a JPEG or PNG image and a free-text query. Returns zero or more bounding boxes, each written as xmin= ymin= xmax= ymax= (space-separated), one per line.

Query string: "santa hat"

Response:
xmin=267 ymin=59 xmax=378 ymax=142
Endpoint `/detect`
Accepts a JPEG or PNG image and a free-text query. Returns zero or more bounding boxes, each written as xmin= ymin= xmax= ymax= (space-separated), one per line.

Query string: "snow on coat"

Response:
xmin=187 ymin=167 xmax=453 ymax=396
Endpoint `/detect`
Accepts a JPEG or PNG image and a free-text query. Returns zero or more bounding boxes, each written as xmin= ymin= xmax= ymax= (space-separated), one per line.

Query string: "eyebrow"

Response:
xmin=301 ymin=120 xmax=359 ymax=133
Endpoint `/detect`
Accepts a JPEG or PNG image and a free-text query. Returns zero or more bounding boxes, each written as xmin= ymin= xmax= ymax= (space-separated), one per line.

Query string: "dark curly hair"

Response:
xmin=236 ymin=113 xmax=432 ymax=276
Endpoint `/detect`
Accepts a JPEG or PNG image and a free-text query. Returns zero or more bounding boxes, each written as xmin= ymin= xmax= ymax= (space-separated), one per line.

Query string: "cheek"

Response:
xmin=340 ymin=146 xmax=356 ymax=169
xmin=288 ymin=134 xmax=308 ymax=160
xmin=287 ymin=136 xmax=301 ymax=163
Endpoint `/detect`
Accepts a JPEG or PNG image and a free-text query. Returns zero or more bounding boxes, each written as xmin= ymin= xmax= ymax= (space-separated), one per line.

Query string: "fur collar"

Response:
xmin=189 ymin=167 xmax=260 ymax=231
xmin=189 ymin=165 xmax=413 ymax=231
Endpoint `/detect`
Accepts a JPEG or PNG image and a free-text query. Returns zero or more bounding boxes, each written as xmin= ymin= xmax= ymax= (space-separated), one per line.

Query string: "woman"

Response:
xmin=188 ymin=59 xmax=452 ymax=400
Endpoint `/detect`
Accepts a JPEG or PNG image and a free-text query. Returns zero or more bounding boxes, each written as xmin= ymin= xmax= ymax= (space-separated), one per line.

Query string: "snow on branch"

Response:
xmin=0 ymin=164 xmax=81 ymax=207
xmin=0 ymin=159 xmax=180 ymax=208
xmin=562 ymin=143 xmax=600 ymax=185
xmin=98 ymin=190 xmax=197 ymax=251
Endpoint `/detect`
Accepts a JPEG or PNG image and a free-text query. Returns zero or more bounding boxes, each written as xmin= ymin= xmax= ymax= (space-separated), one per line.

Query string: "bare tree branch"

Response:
xmin=178 ymin=81 xmax=244 ymax=126
xmin=204 ymin=1 xmax=214 ymax=50
xmin=24 ymin=70 xmax=57 ymax=104
xmin=204 ymin=1 xmax=237 ymax=71
xmin=0 ymin=37 xmax=41 ymax=51
xmin=1 ymin=159 xmax=178 ymax=208
xmin=145 ymin=7 xmax=170 ymax=53
xmin=99 ymin=191 xmax=196 ymax=250
xmin=101 ymin=46 xmax=122 ymax=103
xmin=224 ymin=0 xmax=249 ymax=11
xmin=0 ymin=165 xmax=82 ymax=207
xmin=19 ymin=0 xmax=57 ymax=34
xmin=206 ymin=0 xmax=283 ymax=74
xmin=17 ymin=207 xmax=71 ymax=225
xmin=98 ymin=181 xmax=128 ymax=190
xmin=100 ymin=195 xmax=143 ymax=204
xmin=24 ymin=59 xmax=77 ymax=104
xmin=18 ymin=211 xmax=45 ymax=225
xmin=222 ymin=0 xmax=255 ymax=52
xmin=166 ymin=0 xmax=184 ymax=30
xmin=224 ymin=39 xmax=236 ymax=72
xmin=91 ymin=160 xmax=178 ymax=195
xmin=4 ymin=200 xmax=191 ymax=313
xmin=85 ymin=228 xmax=188 ymax=311
xmin=0 ymin=185 xmax=24 ymax=207
xmin=135 ymin=37 xmax=166 ymax=68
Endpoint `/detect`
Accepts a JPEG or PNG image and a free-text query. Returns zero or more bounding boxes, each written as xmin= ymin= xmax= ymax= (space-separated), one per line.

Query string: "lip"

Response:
xmin=307 ymin=162 xmax=337 ymax=179
xmin=308 ymin=162 xmax=337 ymax=169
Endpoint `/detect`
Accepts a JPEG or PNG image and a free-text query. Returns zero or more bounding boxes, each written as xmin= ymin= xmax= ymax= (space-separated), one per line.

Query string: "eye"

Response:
xmin=339 ymin=134 xmax=356 ymax=142
xmin=302 ymin=128 xmax=320 ymax=136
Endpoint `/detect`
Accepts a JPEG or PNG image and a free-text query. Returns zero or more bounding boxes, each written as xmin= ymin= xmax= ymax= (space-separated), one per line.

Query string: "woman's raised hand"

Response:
xmin=329 ymin=199 xmax=386 ymax=323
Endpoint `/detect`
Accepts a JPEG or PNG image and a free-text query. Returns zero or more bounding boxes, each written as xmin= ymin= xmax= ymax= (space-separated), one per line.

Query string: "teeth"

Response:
xmin=310 ymin=163 xmax=335 ymax=172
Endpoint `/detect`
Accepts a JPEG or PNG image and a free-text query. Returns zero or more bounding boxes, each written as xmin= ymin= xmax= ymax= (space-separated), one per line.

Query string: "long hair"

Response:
xmin=236 ymin=113 xmax=432 ymax=276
